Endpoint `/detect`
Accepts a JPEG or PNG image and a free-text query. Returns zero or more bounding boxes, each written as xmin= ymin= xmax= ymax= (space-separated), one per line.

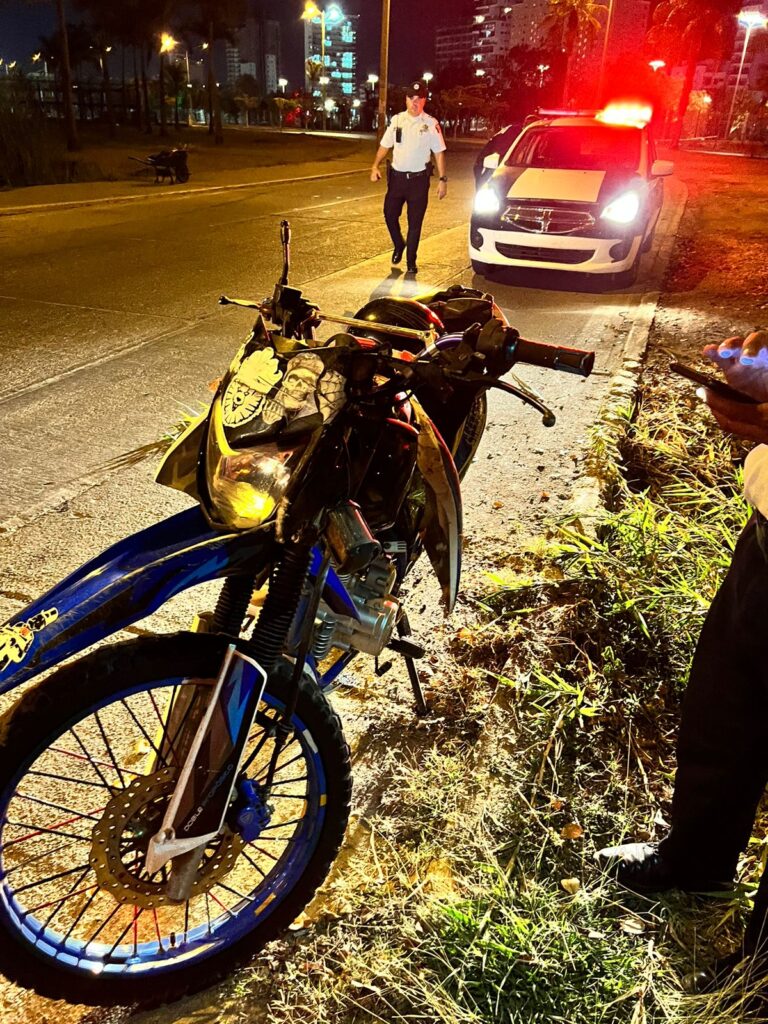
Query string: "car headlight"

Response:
xmin=474 ymin=187 xmax=501 ymax=215
xmin=206 ymin=401 xmax=293 ymax=529
xmin=601 ymin=190 xmax=641 ymax=225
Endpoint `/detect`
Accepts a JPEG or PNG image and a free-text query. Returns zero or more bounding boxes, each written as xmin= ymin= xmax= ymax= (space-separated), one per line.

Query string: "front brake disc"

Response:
xmin=89 ymin=767 xmax=243 ymax=909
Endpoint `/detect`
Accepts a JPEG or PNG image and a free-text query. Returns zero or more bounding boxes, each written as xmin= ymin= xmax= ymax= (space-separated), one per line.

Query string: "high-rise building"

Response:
xmin=435 ymin=22 xmax=477 ymax=75
xmin=692 ymin=1 xmax=768 ymax=97
xmin=304 ymin=7 xmax=359 ymax=99
xmin=225 ymin=14 xmax=281 ymax=93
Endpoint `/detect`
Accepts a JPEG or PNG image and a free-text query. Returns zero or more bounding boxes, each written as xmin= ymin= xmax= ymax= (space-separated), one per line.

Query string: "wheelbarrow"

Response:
xmin=130 ymin=148 xmax=190 ymax=184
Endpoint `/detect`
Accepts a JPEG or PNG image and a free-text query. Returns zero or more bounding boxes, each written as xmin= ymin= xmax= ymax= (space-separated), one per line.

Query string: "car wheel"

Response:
xmin=640 ymin=225 xmax=655 ymax=254
xmin=471 ymin=259 xmax=495 ymax=279
xmin=612 ymin=257 xmax=639 ymax=289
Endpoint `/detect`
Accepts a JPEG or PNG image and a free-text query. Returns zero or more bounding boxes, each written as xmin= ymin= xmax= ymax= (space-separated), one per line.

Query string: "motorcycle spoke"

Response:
xmin=119 ymin=698 xmax=168 ymax=769
xmin=25 ymin=883 xmax=100 ymax=917
xmin=26 ymin=768 xmax=109 ymax=790
xmin=85 ymin=899 xmax=123 ymax=947
xmin=239 ymin=848 xmax=267 ymax=878
xmin=252 ymin=747 xmax=303 ymax=782
xmin=215 ymin=880 xmax=255 ymax=903
xmin=93 ymin=710 xmax=127 ymax=790
xmin=3 ymin=840 xmax=69 ymax=876
xmin=40 ymin=864 xmax=92 ymax=930
xmin=4 ymin=819 xmax=93 ymax=847
xmin=14 ymin=792 xmax=104 ymax=821
xmin=59 ymin=883 xmax=101 ymax=942
xmin=14 ymin=860 xmax=93 ymax=895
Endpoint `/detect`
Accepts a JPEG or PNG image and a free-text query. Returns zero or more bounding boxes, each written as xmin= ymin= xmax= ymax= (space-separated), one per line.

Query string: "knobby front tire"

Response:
xmin=0 ymin=633 xmax=351 ymax=1006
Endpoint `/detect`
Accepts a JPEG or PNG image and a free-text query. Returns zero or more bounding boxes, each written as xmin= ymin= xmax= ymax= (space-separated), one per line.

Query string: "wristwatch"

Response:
xmin=439 ymin=176 xmax=448 ymax=182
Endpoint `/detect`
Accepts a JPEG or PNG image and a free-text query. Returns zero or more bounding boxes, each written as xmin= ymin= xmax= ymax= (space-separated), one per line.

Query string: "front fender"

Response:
xmin=0 ymin=507 xmax=276 ymax=695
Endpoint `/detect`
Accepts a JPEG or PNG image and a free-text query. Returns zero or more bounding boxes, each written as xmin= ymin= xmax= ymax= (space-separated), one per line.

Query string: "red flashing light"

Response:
xmin=596 ymin=102 xmax=653 ymax=127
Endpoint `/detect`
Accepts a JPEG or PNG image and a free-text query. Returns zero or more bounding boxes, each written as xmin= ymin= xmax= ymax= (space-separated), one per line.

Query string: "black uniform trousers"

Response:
xmin=659 ymin=511 xmax=768 ymax=953
xmin=383 ymin=168 xmax=430 ymax=266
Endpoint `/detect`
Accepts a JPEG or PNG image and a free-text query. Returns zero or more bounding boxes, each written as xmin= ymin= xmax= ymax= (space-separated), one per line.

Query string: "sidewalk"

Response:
xmin=0 ymin=149 xmax=372 ymax=217
xmin=0 ymin=124 xmax=486 ymax=217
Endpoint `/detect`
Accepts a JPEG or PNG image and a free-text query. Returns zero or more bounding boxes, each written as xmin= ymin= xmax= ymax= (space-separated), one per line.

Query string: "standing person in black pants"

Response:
xmin=370 ymin=80 xmax=447 ymax=275
xmin=597 ymin=329 xmax=768 ymax=991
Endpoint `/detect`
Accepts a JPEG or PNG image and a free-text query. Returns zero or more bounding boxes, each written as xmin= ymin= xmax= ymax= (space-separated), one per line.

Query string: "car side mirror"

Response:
xmin=651 ymin=159 xmax=674 ymax=177
xmin=482 ymin=152 xmax=500 ymax=170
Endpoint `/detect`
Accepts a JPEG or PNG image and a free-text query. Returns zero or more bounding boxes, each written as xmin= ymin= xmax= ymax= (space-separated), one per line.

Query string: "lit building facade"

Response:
xmin=303 ymin=7 xmax=359 ymax=99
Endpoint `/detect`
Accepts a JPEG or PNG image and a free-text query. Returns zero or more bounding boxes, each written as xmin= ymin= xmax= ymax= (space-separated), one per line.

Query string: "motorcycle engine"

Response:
xmin=312 ymin=556 xmax=399 ymax=659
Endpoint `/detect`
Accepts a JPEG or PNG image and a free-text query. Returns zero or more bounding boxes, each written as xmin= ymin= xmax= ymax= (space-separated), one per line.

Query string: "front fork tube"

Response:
xmin=145 ymin=644 xmax=267 ymax=891
xmin=146 ymin=545 xmax=320 ymax=899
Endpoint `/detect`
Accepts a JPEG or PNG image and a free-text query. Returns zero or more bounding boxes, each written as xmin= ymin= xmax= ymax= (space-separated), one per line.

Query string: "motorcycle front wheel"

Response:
xmin=0 ymin=632 xmax=351 ymax=1006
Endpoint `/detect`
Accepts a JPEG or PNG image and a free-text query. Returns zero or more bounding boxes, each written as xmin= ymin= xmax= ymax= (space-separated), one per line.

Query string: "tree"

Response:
xmin=165 ymin=60 xmax=187 ymax=128
xmin=23 ymin=0 xmax=80 ymax=148
xmin=234 ymin=73 xmax=262 ymax=126
xmin=187 ymin=0 xmax=247 ymax=144
xmin=646 ymin=0 xmax=741 ymax=146
xmin=304 ymin=58 xmax=323 ymax=127
xmin=541 ymin=0 xmax=608 ymax=104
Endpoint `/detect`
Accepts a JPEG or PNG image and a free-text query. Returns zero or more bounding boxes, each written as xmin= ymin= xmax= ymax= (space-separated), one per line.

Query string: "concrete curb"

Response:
xmin=570 ymin=179 xmax=689 ymax=528
xmin=0 ymin=166 xmax=369 ymax=218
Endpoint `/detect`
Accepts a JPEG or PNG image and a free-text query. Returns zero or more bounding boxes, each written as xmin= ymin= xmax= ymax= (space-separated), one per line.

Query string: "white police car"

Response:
xmin=469 ymin=104 xmax=673 ymax=287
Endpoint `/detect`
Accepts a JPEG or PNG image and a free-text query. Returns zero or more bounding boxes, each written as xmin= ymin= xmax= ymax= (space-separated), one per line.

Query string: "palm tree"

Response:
xmin=647 ymin=0 xmax=741 ymax=146
xmin=542 ymin=0 xmax=608 ymax=104
xmin=304 ymin=58 xmax=323 ymax=128
xmin=23 ymin=0 xmax=79 ymax=147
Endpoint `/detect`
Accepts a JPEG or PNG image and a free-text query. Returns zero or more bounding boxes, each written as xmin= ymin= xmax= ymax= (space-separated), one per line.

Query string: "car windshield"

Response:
xmin=506 ymin=125 xmax=641 ymax=172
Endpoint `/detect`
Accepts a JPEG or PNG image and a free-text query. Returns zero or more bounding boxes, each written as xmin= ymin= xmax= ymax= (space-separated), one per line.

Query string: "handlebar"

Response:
xmin=507 ymin=336 xmax=594 ymax=377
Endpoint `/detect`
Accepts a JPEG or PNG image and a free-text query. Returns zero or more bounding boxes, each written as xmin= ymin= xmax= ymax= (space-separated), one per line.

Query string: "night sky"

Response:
xmin=0 ymin=0 xmax=473 ymax=87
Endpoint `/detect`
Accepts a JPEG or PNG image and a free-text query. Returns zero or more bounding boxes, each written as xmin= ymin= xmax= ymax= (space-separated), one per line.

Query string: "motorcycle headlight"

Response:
xmin=601 ymin=190 xmax=641 ymax=225
xmin=206 ymin=402 xmax=293 ymax=529
xmin=474 ymin=186 xmax=501 ymax=215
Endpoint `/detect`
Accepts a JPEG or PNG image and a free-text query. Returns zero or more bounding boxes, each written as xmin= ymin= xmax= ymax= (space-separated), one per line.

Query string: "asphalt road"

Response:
xmin=0 ymin=148 xmax=683 ymax=1023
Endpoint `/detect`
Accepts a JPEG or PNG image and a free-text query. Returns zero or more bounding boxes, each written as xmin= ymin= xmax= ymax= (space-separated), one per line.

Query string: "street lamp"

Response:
xmin=695 ymin=91 xmax=712 ymax=137
xmin=648 ymin=59 xmax=666 ymax=72
xmin=319 ymin=74 xmax=330 ymax=130
xmin=725 ymin=9 xmax=768 ymax=140
xmin=302 ymin=2 xmax=344 ymax=131
xmin=423 ymin=71 xmax=433 ymax=84
xmin=278 ymin=77 xmax=288 ymax=93
xmin=537 ymin=62 xmax=550 ymax=88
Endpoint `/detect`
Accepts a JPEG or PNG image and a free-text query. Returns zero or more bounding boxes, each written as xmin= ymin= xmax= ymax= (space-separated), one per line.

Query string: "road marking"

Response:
xmin=0 ymin=317 xmax=197 ymax=407
xmin=0 ymin=168 xmax=370 ymax=219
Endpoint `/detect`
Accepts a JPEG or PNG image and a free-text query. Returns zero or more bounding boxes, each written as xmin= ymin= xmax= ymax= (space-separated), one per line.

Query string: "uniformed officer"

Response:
xmin=370 ymin=80 xmax=447 ymax=274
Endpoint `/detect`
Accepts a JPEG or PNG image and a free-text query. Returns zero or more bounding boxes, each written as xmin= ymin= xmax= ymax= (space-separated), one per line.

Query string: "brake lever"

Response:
xmin=219 ymin=295 xmax=272 ymax=314
xmin=491 ymin=377 xmax=556 ymax=427
xmin=449 ymin=370 xmax=556 ymax=427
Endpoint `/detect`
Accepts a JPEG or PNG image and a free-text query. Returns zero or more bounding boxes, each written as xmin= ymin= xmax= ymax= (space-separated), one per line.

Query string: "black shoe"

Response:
xmin=406 ymin=263 xmax=418 ymax=274
xmin=683 ymin=948 xmax=768 ymax=1020
xmin=391 ymin=245 xmax=404 ymax=266
xmin=594 ymin=842 xmax=731 ymax=895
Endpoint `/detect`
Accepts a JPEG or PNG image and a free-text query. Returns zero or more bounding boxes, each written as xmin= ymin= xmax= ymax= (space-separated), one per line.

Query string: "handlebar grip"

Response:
xmin=509 ymin=337 xmax=594 ymax=377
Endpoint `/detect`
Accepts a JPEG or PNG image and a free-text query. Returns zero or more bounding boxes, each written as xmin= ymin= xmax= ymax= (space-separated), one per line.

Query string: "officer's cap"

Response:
xmin=406 ymin=80 xmax=428 ymax=97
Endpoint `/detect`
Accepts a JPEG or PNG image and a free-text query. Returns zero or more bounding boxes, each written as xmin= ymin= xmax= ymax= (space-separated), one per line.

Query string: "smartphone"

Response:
xmin=669 ymin=361 xmax=760 ymax=405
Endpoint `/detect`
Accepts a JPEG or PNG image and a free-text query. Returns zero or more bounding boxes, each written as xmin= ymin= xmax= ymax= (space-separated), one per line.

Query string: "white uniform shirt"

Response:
xmin=381 ymin=111 xmax=446 ymax=173
xmin=744 ymin=445 xmax=768 ymax=517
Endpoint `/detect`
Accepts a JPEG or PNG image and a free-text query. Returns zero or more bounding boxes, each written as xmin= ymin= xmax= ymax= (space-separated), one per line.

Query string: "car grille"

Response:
xmin=501 ymin=203 xmax=595 ymax=235
xmin=495 ymin=242 xmax=593 ymax=265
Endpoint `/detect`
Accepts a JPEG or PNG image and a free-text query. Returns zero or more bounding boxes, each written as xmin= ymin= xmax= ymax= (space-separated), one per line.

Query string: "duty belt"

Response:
xmin=391 ymin=167 xmax=429 ymax=178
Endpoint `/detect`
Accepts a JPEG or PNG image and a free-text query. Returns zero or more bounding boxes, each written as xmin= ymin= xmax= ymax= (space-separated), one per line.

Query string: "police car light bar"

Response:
xmin=534 ymin=107 xmax=597 ymax=118
xmin=596 ymin=102 xmax=653 ymax=127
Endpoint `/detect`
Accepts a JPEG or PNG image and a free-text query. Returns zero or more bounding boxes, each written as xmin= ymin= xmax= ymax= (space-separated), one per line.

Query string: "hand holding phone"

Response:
xmin=669 ymin=361 xmax=761 ymax=405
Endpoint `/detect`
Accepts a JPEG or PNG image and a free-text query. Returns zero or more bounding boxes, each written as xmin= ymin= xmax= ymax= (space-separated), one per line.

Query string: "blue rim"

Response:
xmin=0 ymin=675 xmax=328 ymax=978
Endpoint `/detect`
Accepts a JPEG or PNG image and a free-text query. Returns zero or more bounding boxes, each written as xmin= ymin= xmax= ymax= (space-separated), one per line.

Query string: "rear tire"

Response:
xmin=0 ymin=632 xmax=351 ymax=1006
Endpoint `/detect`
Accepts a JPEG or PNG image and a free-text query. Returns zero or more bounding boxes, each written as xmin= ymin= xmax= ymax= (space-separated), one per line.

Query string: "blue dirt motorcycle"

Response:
xmin=0 ymin=223 xmax=593 ymax=1005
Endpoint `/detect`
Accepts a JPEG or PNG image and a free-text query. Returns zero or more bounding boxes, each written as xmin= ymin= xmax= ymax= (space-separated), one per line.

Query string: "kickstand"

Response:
xmin=397 ymin=613 xmax=429 ymax=717
xmin=404 ymin=655 xmax=429 ymax=716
